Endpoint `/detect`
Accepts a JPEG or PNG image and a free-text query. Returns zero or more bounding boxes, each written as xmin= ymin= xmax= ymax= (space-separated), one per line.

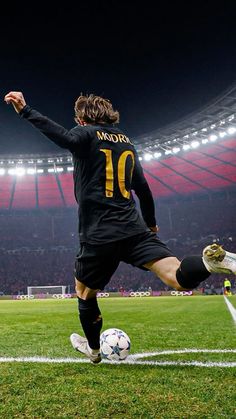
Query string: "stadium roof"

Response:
xmin=1 ymin=83 xmax=236 ymax=209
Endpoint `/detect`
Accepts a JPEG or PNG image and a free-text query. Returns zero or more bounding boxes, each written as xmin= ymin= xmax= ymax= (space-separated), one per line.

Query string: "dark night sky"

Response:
xmin=1 ymin=1 xmax=236 ymax=154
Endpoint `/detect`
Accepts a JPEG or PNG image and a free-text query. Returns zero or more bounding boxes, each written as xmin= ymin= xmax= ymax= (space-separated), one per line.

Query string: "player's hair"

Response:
xmin=74 ymin=94 xmax=120 ymax=125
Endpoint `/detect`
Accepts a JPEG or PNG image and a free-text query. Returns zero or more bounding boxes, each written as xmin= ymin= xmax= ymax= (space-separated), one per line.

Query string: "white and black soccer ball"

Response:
xmin=100 ymin=328 xmax=131 ymax=361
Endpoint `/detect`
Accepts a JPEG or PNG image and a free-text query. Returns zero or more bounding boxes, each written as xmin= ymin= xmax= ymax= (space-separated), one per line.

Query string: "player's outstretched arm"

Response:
xmin=4 ymin=91 xmax=86 ymax=152
xmin=4 ymin=91 xmax=26 ymax=113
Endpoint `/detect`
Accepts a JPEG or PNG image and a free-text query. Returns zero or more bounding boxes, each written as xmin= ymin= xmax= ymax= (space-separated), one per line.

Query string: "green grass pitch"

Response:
xmin=0 ymin=295 xmax=236 ymax=418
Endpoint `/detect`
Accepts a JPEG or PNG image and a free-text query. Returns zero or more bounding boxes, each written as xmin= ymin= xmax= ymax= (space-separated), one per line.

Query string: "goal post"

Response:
xmin=27 ymin=285 xmax=67 ymax=297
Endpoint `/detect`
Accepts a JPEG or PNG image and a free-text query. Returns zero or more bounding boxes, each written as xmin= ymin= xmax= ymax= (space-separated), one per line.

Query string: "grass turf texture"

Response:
xmin=0 ymin=296 xmax=235 ymax=418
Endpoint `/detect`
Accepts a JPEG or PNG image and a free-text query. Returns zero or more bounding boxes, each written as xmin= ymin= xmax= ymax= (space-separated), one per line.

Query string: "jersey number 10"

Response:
xmin=100 ymin=149 xmax=135 ymax=199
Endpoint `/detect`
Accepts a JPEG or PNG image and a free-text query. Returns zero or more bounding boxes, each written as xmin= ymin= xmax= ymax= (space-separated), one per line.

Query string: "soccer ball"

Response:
xmin=100 ymin=328 xmax=131 ymax=361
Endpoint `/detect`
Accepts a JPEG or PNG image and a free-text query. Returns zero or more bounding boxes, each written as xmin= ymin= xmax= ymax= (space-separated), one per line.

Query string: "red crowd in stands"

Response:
xmin=0 ymin=192 xmax=235 ymax=295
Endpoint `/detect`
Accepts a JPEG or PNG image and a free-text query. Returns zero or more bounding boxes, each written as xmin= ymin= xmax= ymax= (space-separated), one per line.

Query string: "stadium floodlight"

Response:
xmin=0 ymin=168 xmax=5 ymax=175
xmin=144 ymin=153 xmax=152 ymax=161
xmin=209 ymin=135 xmax=217 ymax=141
xmin=172 ymin=147 xmax=180 ymax=154
xmin=227 ymin=127 xmax=236 ymax=135
xmin=7 ymin=167 xmax=26 ymax=176
xmin=183 ymin=144 xmax=190 ymax=150
xmin=27 ymin=168 xmax=36 ymax=174
xmin=153 ymin=152 xmax=162 ymax=158
xmin=165 ymin=150 xmax=172 ymax=155
xmin=37 ymin=169 xmax=44 ymax=173
xmin=16 ymin=168 xmax=26 ymax=176
xmin=67 ymin=167 xmax=74 ymax=171
xmin=219 ymin=120 xmax=226 ymax=125
xmin=201 ymin=139 xmax=209 ymax=144
xmin=219 ymin=132 xmax=227 ymax=138
xmin=191 ymin=141 xmax=200 ymax=148
xmin=56 ymin=167 xmax=64 ymax=172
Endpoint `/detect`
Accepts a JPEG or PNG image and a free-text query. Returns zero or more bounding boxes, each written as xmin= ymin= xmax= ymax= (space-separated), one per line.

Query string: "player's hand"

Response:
xmin=149 ymin=225 xmax=159 ymax=233
xmin=4 ymin=91 xmax=26 ymax=113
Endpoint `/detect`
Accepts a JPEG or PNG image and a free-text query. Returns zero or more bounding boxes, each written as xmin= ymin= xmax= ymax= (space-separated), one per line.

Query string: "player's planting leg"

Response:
xmin=78 ymin=297 xmax=103 ymax=350
xmin=70 ymin=333 xmax=101 ymax=363
xmin=70 ymin=297 xmax=102 ymax=364
xmin=70 ymin=279 xmax=102 ymax=363
xmin=70 ymin=298 xmax=102 ymax=363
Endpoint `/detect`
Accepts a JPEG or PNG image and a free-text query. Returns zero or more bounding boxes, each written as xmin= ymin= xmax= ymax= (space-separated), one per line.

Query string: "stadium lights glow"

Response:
xmin=227 ymin=127 xmax=236 ymax=134
xmin=8 ymin=168 xmax=26 ymax=176
xmin=37 ymin=169 xmax=44 ymax=173
xmin=209 ymin=134 xmax=217 ymax=141
xmin=201 ymin=139 xmax=209 ymax=144
xmin=183 ymin=144 xmax=190 ymax=150
xmin=0 ymin=169 xmax=5 ymax=175
xmin=219 ymin=131 xmax=226 ymax=137
xmin=48 ymin=167 xmax=64 ymax=173
xmin=172 ymin=147 xmax=180 ymax=153
xmin=27 ymin=168 xmax=36 ymax=174
xmin=191 ymin=141 xmax=200 ymax=148
xmin=67 ymin=167 xmax=74 ymax=171
xmin=144 ymin=153 xmax=153 ymax=161
xmin=153 ymin=152 xmax=162 ymax=158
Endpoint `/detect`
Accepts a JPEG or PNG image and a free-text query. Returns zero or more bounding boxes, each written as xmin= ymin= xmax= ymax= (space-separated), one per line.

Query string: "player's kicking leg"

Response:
xmin=70 ymin=279 xmax=102 ymax=364
xmin=202 ymin=243 xmax=236 ymax=274
xmin=144 ymin=243 xmax=236 ymax=291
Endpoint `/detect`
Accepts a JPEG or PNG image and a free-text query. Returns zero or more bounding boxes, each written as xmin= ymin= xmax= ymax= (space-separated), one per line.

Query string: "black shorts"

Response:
xmin=74 ymin=231 xmax=174 ymax=290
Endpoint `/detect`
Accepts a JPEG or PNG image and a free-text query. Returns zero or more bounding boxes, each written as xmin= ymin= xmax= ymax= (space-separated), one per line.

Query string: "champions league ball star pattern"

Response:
xmin=100 ymin=328 xmax=131 ymax=361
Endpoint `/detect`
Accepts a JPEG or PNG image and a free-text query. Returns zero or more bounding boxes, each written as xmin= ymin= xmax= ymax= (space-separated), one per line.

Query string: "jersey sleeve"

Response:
xmin=131 ymin=153 xmax=157 ymax=227
xmin=19 ymin=105 xmax=89 ymax=153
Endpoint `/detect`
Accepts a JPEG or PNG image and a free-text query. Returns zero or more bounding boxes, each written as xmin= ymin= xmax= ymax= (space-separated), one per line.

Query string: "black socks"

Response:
xmin=78 ymin=297 xmax=103 ymax=350
xmin=176 ymin=256 xmax=210 ymax=290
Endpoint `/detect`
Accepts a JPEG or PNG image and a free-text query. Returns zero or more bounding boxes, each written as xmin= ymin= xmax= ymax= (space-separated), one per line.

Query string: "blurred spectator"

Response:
xmin=0 ymin=193 xmax=235 ymax=295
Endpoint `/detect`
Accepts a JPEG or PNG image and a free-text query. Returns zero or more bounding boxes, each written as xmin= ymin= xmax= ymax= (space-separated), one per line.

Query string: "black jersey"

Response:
xmin=20 ymin=106 xmax=157 ymax=244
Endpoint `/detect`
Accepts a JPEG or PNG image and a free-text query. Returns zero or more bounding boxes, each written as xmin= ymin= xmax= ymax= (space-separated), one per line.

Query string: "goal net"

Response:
xmin=27 ymin=285 xmax=67 ymax=297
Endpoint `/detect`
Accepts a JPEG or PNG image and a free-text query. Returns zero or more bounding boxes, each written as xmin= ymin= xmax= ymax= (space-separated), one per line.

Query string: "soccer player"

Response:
xmin=223 ymin=277 xmax=232 ymax=296
xmin=4 ymin=91 xmax=236 ymax=363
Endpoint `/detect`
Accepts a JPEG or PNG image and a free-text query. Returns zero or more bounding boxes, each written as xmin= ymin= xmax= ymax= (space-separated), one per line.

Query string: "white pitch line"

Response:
xmin=224 ymin=295 xmax=236 ymax=325
xmin=0 ymin=349 xmax=236 ymax=367
xmin=122 ymin=360 xmax=236 ymax=367
xmin=131 ymin=348 xmax=236 ymax=359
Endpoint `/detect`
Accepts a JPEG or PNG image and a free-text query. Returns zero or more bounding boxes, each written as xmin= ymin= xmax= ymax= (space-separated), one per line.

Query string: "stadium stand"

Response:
xmin=1 ymin=83 xmax=236 ymax=295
